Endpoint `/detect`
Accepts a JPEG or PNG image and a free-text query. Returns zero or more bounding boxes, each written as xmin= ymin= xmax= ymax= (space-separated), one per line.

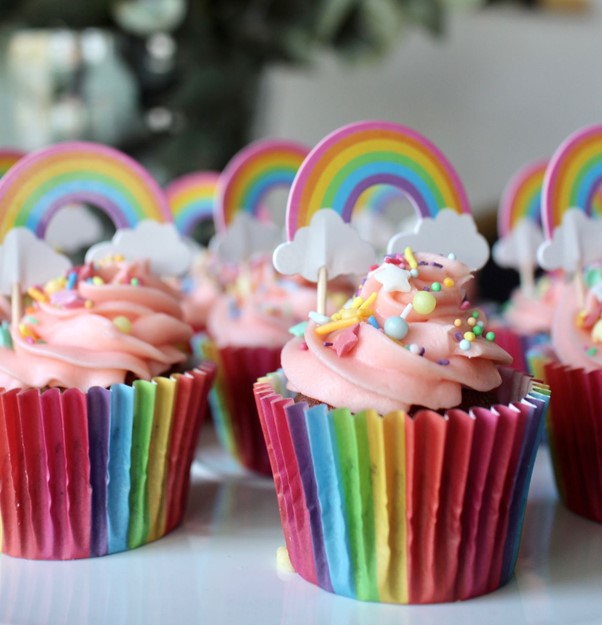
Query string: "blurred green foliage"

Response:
xmin=0 ymin=1 xmax=448 ymax=177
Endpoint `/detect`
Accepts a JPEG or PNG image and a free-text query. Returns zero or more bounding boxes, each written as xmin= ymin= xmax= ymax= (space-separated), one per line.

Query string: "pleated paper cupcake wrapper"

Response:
xmin=254 ymin=368 xmax=550 ymax=604
xmin=197 ymin=335 xmax=281 ymax=475
xmin=544 ymin=361 xmax=602 ymax=523
xmin=491 ymin=327 xmax=550 ymax=376
xmin=0 ymin=363 xmax=216 ymax=560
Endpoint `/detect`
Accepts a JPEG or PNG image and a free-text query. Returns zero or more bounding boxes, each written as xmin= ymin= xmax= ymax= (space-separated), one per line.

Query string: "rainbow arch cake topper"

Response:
xmin=542 ymin=124 xmax=602 ymax=239
xmin=286 ymin=120 xmax=471 ymax=239
xmin=0 ymin=142 xmax=172 ymax=241
xmin=215 ymin=139 xmax=309 ymax=232
xmin=498 ymin=160 xmax=547 ymax=238
xmin=166 ymin=171 xmax=220 ymax=235
xmin=0 ymin=149 xmax=25 ymax=178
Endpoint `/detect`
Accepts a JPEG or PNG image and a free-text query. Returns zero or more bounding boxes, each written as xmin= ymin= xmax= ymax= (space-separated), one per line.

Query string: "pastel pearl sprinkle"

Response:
xmin=459 ymin=339 xmax=471 ymax=351
xmin=384 ymin=316 xmax=408 ymax=340
xmin=113 ymin=316 xmax=132 ymax=333
xmin=412 ymin=291 xmax=436 ymax=315
xmin=485 ymin=331 xmax=496 ymax=341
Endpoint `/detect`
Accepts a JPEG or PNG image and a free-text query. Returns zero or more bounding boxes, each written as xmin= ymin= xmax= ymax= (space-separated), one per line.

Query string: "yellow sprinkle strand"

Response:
xmin=358 ymin=292 xmax=377 ymax=311
xmin=19 ymin=323 xmax=37 ymax=340
xmin=404 ymin=247 xmax=417 ymax=270
xmin=27 ymin=287 xmax=48 ymax=303
xmin=315 ymin=318 xmax=359 ymax=335
xmin=350 ymin=296 xmax=364 ymax=309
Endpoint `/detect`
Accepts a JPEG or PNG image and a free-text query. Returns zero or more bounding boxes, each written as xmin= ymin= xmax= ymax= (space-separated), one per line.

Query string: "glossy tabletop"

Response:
xmin=1 ymin=425 xmax=601 ymax=625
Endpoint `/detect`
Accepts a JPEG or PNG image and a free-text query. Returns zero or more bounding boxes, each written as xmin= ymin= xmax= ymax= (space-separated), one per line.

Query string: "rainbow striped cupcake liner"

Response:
xmin=544 ymin=362 xmax=602 ymax=523
xmin=254 ymin=368 xmax=549 ymax=604
xmin=0 ymin=363 xmax=215 ymax=560
xmin=196 ymin=334 xmax=280 ymax=475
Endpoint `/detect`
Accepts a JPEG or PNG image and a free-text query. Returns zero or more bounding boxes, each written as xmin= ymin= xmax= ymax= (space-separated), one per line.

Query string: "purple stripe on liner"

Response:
xmin=286 ymin=403 xmax=334 ymax=593
xmin=88 ymin=387 xmax=111 ymax=557
xmin=500 ymin=395 xmax=546 ymax=584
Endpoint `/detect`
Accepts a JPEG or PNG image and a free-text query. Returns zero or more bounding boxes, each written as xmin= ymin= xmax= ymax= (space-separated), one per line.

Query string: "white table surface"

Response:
xmin=1 ymin=425 xmax=601 ymax=625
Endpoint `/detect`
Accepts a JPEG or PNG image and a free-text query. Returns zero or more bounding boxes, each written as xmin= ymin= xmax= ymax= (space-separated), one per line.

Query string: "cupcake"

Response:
xmin=254 ymin=251 xmax=549 ymax=603
xmin=0 ymin=258 xmax=215 ymax=560
xmin=181 ymin=249 xmax=221 ymax=334
xmin=492 ymin=275 xmax=561 ymax=374
xmin=199 ymin=256 xmax=348 ymax=475
xmin=540 ymin=275 xmax=602 ymax=523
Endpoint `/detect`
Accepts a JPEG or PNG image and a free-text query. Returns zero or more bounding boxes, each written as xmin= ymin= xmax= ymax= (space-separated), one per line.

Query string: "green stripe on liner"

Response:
xmin=332 ymin=408 xmax=378 ymax=601
xmin=128 ymin=380 xmax=156 ymax=549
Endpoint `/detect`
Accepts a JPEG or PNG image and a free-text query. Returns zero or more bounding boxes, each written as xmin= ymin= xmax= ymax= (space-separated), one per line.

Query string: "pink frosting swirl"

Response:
xmin=282 ymin=252 xmax=512 ymax=414
xmin=552 ymin=279 xmax=602 ymax=372
xmin=0 ymin=260 xmax=193 ymax=391
xmin=503 ymin=276 xmax=561 ymax=335
xmin=207 ymin=259 xmax=350 ymax=349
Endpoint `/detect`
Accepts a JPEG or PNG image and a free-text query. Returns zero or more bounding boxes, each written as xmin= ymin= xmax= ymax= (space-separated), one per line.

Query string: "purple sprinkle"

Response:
xmin=418 ymin=261 xmax=429 ymax=266
xmin=419 ymin=347 xmax=426 ymax=356
xmin=454 ymin=332 xmax=463 ymax=341
xmin=323 ymin=342 xmax=333 ymax=347
xmin=432 ymin=262 xmax=443 ymax=268
xmin=437 ymin=359 xmax=450 ymax=366
xmin=460 ymin=301 xmax=471 ymax=311
xmin=422 ymin=286 xmax=430 ymax=291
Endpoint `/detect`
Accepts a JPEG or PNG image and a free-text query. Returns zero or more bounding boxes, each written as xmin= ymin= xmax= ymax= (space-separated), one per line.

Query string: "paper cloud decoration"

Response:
xmin=86 ymin=220 xmax=192 ymax=277
xmin=387 ymin=209 xmax=489 ymax=270
xmin=492 ymin=219 xmax=544 ymax=270
xmin=45 ymin=205 xmax=103 ymax=253
xmin=537 ymin=208 xmax=602 ymax=272
xmin=210 ymin=213 xmax=282 ymax=264
xmin=0 ymin=228 xmax=72 ymax=295
xmin=273 ymin=209 xmax=377 ymax=281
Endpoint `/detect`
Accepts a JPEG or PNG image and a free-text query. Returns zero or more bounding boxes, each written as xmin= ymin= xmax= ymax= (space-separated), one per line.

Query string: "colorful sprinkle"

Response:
xmin=66 ymin=272 xmax=78 ymax=290
xmin=473 ymin=325 xmax=483 ymax=336
xmin=289 ymin=321 xmax=308 ymax=337
xmin=463 ymin=331 xmax=476 ymax=342
xmin=404 ymin=247 xmax=418 ymax=270
xmin=467 ymin=317 xmax=476 ymax=327
xmin=130 ymin=277 xmax=140 ymax=286
xmin=448 ymin=252 xmax=456 ymax=260
xmin=27 ymin=287 xmax=48 ymax=304
xmin=454 ymin=319 xmax=462 ymax=327
xmin=459 ymin=339 xmax=471 ymax=351
xmin=299 ymin=341 xmax=308 ymax=350
xmin=0 ymin=322 xmax=13 ymax=349
xmin=367 ymin=315 xmax=380 ymax=329
xmin=113 ymin=316 xmax=132 ymax=334
xmin=586 ymin=346 xmax=598 ymax=357
xmin=412 ymin=291 xmax=436 ymax=315
xmin=333 ymin=324 xmax=360 ymax=356
xmin=443 ymin=278 xmax=455 ymax=288
xmin=431 ymin=282 xmax=442 ymax=292
xmin=384 ymin=316 xmax=409 ymax=340
xmin=485 ymin=331 xmax=496 ymax=341
xmin=437 ymin=358 xmax=450 ymax=365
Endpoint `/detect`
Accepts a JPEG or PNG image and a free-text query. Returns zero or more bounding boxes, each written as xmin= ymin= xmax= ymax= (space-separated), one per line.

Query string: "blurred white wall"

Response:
xmin=262 ymin=2 xmax=602 ymax=216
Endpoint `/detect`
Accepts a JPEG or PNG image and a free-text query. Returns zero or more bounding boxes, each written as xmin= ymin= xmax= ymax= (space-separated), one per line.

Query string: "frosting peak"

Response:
xmin=0 ymin=260 xmax=192 ymax=391
xmin=282 ymin=251 xmax=512 ymax=414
